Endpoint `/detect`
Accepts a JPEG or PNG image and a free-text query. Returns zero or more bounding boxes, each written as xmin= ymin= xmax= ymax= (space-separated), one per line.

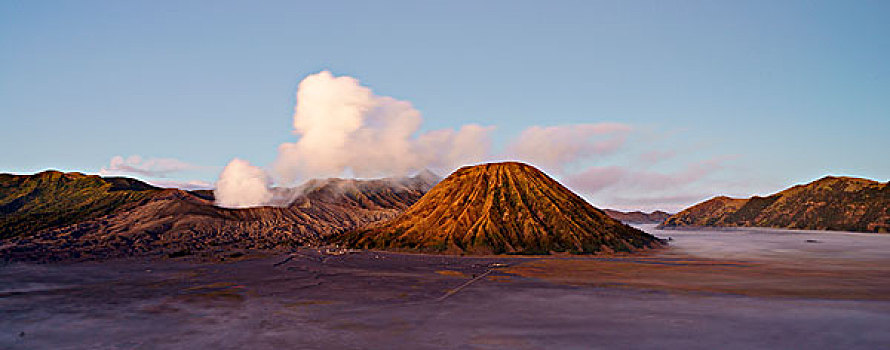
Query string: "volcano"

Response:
xmin=336 ymin=162 xmax=662 ymax=254
xmin=0 ymin=171 xmax=439 ymax=262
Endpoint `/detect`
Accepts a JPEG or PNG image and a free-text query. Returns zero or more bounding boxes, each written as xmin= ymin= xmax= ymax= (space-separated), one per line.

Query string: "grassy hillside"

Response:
xmin=0 ymin=171 xmax=160 ymax=239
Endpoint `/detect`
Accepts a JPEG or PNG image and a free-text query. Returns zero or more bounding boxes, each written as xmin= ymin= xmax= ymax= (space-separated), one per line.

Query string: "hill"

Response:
xmin=0 ymin=172 xmax=438 ymax=261
xmin=604 ymin=209 xmax=671 ymax=224
xmin=0 ymin=171 xmax=160 ymax=239
xmin=660 ymin=176 xmax=890 ymax=232
xmin=336 ymin=162 xmax=662 ymax=255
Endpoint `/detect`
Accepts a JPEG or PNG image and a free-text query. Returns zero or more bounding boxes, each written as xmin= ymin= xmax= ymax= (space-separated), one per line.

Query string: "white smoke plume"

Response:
xmin=215 ymin=71 xmax=493 ymax=207
xmin=214 ymin=158 xmax=273 ymax=208
xmin=273 ymin=71 xmax=493 ymax=183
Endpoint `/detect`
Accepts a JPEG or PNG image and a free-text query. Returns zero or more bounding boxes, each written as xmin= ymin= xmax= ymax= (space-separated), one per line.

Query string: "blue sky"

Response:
xmin=1 ymin=1 xmax=888 ymax=211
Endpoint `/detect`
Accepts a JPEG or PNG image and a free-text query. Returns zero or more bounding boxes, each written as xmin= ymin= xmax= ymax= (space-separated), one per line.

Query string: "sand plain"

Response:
xmin=2 ymin=224 xmax=889 ymax=349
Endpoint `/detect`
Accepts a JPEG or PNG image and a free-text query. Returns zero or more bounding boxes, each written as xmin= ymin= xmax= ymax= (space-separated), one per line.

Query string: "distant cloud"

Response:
xmin=567 ymin=157 xmax=726 ymax=194
xmin=100 ymin=155 xmax=198 ymax=178
xmin=566 ymin=157 xmax=732 ymax=212
xmin=606 ymin=194 xmax=712 ymax=210
xmin=147 ymin=179 xmax=214 ymax=191
xmin=639 ymin=150 xmax=676 ymax=165
xmin=562 ymin=166 xmax=626 ymax=194
xmin=506 ymin=123 xmax=631 ymax=173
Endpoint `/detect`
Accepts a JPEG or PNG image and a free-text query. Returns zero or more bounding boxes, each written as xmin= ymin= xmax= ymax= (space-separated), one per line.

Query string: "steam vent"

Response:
xmin=336 ymin=162 xmax=662 ymax=254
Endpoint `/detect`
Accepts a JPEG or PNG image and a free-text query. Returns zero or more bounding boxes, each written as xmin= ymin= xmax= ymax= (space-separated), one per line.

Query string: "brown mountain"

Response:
xmin=660 ymin=176 xmax=890 ymax=233
xmin=336 ymin=162 xmax=662 ymax=255
xmin=604 ymin=209 xmax=672 ymax=224
xmin=0 ymin=171 xmax=438 ymax=262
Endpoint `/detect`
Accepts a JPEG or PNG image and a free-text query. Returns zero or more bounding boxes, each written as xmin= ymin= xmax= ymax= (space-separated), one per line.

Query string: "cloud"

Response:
xmin=639 ymin=150 xmax=676 ymax=165
xmin=505 ymin=123 xmax=631 ymax=172
xmin=216 ymin=70 xmax=496 ymax=208
xmin=562 ymin=165 xmax=627 ymax=194
xmin=214 ymin=158 xmax=273 ymax=209
xmin=211 ymin=70 xmax=736 ymax=211
xmin=627 ymin=157 xmax=725 ymax=191
xmin=605 ymin=193 xmax=712 ymax=213
xmin=100 ymin=155 xmax=197 ymax=178
xmin=565 ymin=157 xmax=731 ymax=212
xmin=567 ymin=157 xmax=726 ymax=194
xmin=147 ymin=179 xmax=214 ymax=191
xmin=270 ymin=71 xmax=494 ymax=184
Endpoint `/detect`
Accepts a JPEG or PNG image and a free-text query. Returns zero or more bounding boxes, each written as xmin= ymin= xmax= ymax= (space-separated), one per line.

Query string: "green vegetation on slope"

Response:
xmin=0 ymin=171 xmax=160 ymax=239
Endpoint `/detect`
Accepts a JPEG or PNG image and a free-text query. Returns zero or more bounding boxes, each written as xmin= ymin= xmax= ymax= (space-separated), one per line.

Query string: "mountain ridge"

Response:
xmin=0 ymin=170 xmax=160 ymax=239
xmin=0 ymin=171 xmax=439 ymax=262
xmin=660 ymin=176 xmax=890 ymax=232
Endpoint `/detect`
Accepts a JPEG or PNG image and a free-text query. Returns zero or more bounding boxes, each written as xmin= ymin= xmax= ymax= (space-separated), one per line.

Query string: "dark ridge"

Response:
xmin=104 ymin=177 xmax=161 ymax=192
xmin=188 ymin=189 xmax=215 ymax=201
